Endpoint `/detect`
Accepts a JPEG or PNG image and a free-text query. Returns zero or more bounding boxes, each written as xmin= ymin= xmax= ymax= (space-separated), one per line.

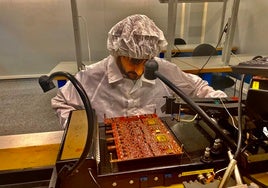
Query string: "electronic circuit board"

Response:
xmin=104 ymin=114 xmax=183 ymax=162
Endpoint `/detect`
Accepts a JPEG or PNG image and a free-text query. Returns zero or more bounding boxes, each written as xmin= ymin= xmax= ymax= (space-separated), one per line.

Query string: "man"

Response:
xmin=51 ymin=14 xmax=227 ymax=128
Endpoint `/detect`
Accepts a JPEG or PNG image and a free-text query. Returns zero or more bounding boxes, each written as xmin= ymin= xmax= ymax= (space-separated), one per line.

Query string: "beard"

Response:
xmin=126 ymin=71 xmax=140 ymax=80
xmin=116 ymin=57 xmax=143 ymax=80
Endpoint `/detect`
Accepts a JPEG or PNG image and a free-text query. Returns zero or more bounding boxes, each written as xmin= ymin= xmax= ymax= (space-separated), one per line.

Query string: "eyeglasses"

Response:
xmin=130 ymin=58 xmax=147 ymax=65
xmin=123 ymin=57 xmax=148 ymax=65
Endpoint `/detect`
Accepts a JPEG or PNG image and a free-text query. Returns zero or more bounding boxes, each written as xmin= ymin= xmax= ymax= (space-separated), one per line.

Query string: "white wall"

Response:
xmin=0 ymin=1 xmax=74 ymax=77
xmin=0 ymin=0 xmax=267 ymax=78
xmin=0 ymin=0 xmax=170 ymax=77
xmin=235 ymin=0 xmax=268 ymax=56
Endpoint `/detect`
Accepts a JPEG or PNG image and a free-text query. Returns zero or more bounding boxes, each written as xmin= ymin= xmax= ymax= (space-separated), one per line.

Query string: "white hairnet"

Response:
xmin=107 ymin=14 xmax=167 ymax=59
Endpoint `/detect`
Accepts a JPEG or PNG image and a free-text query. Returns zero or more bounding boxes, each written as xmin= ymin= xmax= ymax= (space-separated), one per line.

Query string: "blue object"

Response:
xmin=57 ymin=80 xmax=67 ymax=88
xmin=159 ymin=52 xmax=165 ymax=58
xmin=201 ymin=73 xmax=213 ymax=85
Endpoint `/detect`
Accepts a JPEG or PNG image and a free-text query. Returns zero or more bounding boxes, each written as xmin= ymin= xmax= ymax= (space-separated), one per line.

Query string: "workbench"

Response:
xmin=50 ymin=54 xmax=253 ymax=77
xmin=171 ymin=54 xmax=254 ymax=74
xmin=160 ymin=44 xmax=238 ymax=58
xmin=1 ymin=110 xmax=268 ymax=187
xmin=173 ymin=44 xmax=238 ymax=54
xmin=48 ymin=54 xmax=255 ymax=93
xmin=49 ymin=61 xmax=94 ymax=87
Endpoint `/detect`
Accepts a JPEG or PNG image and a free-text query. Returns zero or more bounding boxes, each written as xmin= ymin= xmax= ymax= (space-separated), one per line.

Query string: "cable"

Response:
xmin=144 ymin=60 xmax=244 ymax=187
xmin=230 ymin=51 xmax=243 ymax=62
xmin=39 ymin=72 xmax=100 ymax=188
xmin=215 ymin=167 xmax=228 ymax=176
xmin=219 ymin=74 xmax=245 ymax=188
xmin=219 ymin=97 xmax=237 ymax=129
xmin=181 ymin=114 xmax=198 ymax=122
xmin=171 ymin=45 xmax=182 ymax=57
xmin=173 ymin=114 xmax=198 ymax=122
xmin=233 ymin=74 xmax=245 ymax=159
xmin=197 ymin=22 xmax=229 ymax=75
xmin=144 ymin=63 xmax=238 ymax=149
xmin=88 ymin=168 xmax=101 ymax=188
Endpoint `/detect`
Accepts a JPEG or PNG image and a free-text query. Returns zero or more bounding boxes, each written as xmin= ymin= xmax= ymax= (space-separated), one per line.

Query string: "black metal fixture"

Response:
xmin=39 ymin=71 xmax=95 ymax=178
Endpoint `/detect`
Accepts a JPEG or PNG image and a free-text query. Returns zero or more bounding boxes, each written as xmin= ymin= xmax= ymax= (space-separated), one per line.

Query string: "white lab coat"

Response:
xmin=51 ymin=55 xmax=227 ymax=127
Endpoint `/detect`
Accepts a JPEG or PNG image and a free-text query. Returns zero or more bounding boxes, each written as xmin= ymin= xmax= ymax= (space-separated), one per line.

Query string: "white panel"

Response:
xmin=1 ymin=0 xmax=268 ymax=77
xmin=235 ymin=0 xmax=268 ymax=56
xmin=0 ymin=0 xmax=74 ymax=76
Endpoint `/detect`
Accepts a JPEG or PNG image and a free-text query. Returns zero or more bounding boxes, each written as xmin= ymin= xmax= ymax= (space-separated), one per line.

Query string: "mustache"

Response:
xmin=126 ymin=71 xmax=138 ymax=76
xmin=126 ymin=71 xmax=139 ymax=80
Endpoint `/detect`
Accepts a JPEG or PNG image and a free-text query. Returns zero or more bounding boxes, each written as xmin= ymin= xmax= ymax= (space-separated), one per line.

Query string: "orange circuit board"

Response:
xmin=104 ymin=114 xmax=183 ymax=162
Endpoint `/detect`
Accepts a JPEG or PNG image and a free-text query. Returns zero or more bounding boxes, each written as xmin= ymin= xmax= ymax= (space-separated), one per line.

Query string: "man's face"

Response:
xmin=117 ymin=56 xmax=147 ymax=80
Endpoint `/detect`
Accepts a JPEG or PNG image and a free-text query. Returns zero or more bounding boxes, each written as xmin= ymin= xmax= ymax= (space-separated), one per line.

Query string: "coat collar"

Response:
xmin=107 ymin=56 xmax=123 ymax=84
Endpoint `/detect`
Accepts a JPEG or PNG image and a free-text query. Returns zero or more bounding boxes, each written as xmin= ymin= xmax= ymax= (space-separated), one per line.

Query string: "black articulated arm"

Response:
xmin=144 ymin=60 xmax=237 ymax=150
xmin=145 ymin=60 xmax=245 ymax=187
xmin=39 ymin=71 xmax=95 ymax=178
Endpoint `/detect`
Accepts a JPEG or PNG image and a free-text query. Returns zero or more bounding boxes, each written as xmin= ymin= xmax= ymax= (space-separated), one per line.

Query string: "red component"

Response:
xmin=105 ymin=114 xmax=183 ymax=162
xmin=231 ymin=96 xmax=239 ymax=101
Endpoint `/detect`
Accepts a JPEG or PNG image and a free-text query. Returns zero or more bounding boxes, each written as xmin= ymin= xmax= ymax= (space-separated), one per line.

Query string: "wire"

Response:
xmin=233 ymin=74 xmax=245 ymax=160
xmin=197 ymin=22 xmax=229 ymax=75
xmin=46 ymin=72 xmax=95 ymax=179
xmin=172 ymin=45 xmax=182 ymax=57
xmin=88 ymin=168 xmax=101 ymax=188
xmin=215 ymin=167 xmax=228 ymax=176
xmin=219 ymin=75 xmax=247 ymax=187
xmin=219 ymin=97 xmax=237 ymax=129
xmin=263 ymin=127 xmax=268 ymax=137
xmin=230 ymin=51 xmax=243 ymax=62
xmin=180 ymin=114 xmax=199 ymax=122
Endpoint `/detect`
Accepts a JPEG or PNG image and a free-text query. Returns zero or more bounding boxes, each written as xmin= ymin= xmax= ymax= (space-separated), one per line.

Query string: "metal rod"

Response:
xmin=222 ymin=0 xmax=240 ymax=65
xmin=166 ymin=0 xmax=178 ymax=61
xmin=70 ymin=0 xmax=84 ymax=71
xmin=219 ymin=0 xmax=227 ymax=42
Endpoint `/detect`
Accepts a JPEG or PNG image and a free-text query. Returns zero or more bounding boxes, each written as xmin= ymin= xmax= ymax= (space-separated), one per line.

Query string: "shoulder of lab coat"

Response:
xmin=153 ymin=57 xmax=227 ymax=98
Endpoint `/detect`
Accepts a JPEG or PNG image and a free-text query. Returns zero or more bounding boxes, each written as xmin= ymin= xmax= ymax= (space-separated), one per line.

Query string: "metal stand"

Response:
xmin=70 ymin=0 xmax=84 ymax=71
